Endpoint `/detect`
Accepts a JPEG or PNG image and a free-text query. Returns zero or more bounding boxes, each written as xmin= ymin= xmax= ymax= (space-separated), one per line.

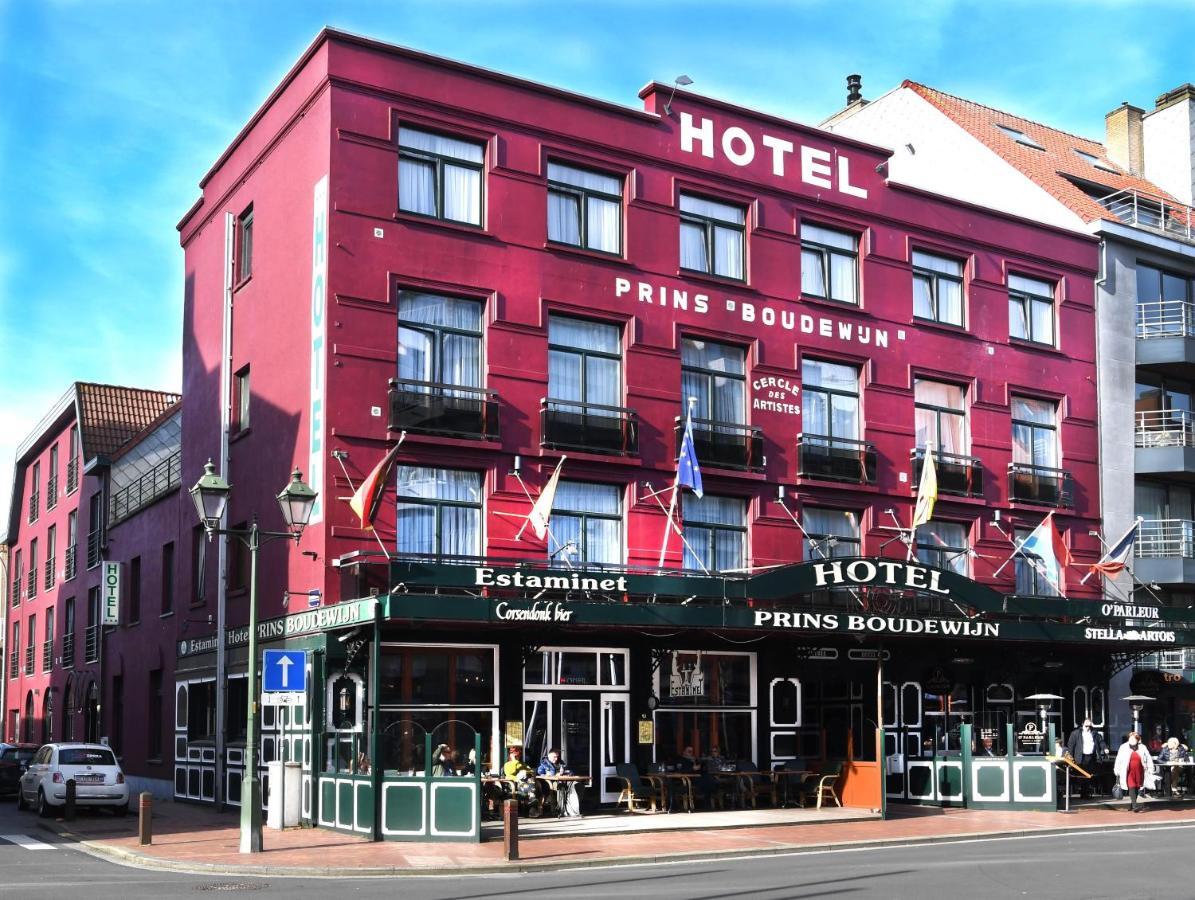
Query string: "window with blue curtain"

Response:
xmin=547 ymin=481 xmax=621 ymax=568
xmin=398 ymin=292 xmax=483 ymax=395
xmin=682 ymin=494 xmax=746 ymax=572
xmin=547 ymin=162 xmax=622 ymax=254
xmin=395 ymin=467 xmax=481 ymax=560
xmin=681 ymin=338 xmax=745 ymax=425
xmin=398 ymin=128 xmax=484 ymax=226
xmin=679 ymin=194 xmax=745 ymax=280
xmin=548 ymin=316 xmax=621 ymax=414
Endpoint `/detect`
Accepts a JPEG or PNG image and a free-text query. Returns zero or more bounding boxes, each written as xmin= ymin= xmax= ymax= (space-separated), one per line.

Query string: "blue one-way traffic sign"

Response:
xmin=263 ymin=649 xmax=307 ymax=692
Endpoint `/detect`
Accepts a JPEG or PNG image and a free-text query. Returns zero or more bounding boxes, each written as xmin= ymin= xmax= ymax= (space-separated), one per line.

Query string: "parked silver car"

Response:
xmin=16 ymin=743 xmax=129 ymax=817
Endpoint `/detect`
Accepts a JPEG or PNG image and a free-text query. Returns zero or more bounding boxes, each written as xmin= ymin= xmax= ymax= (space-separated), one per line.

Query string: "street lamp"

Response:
xmin=189 ymin=459 xmax=317 ymax=854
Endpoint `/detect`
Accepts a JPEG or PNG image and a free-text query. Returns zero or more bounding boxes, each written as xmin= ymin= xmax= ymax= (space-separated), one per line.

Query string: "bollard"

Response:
xmin=64 ymin=779 xmax=76 ymax=821
xmin=139 ymin=792 xmax=153 ymax=845
xmin=502 ymin=798 xmax=518 ymax=861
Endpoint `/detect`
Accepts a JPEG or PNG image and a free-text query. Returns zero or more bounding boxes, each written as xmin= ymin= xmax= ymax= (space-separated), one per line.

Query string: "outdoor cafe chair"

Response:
xmin=798 ymin=761 xmax=843 ymax=809
xmin=613 ymin=764 xmax=661 ymax=813
xmin=736 ymin=759 xmax=777 ymax=808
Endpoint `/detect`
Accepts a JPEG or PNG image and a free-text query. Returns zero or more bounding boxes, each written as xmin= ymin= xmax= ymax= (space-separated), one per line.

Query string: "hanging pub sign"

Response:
xmin=101 ymin=562 xmax=121 ymax=625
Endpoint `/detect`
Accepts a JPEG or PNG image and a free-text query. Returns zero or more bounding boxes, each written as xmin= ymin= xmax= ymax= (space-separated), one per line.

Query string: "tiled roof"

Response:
xmin=904 ymin=81 xmax=1181 ymax=225
xmin=76 ymin=383 xmax=182 ymax=462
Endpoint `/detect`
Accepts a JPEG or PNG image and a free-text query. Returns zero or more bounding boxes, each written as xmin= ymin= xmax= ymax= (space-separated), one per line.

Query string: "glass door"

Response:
xmin=600 ymin=693 xmax=629 ymax=804
xmin=523 ymin=692 xmax=551 ymax=764
xmin=560 ymin=698 xmax=592 ymax=788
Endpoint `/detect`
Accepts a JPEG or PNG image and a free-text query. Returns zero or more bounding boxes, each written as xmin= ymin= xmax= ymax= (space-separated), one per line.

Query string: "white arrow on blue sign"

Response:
xmin=263 ymin=649 xmax=307 ymax=693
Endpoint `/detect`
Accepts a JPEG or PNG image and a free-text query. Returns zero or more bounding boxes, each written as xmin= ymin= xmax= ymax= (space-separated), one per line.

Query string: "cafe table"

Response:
xmin=767 ymin=769 xmax=813 ymax=807
xmin=535 ymin=774 xmax=588 ymax=817
xmin=1156 ymin=760 xmax=1195 ymax=797
xmin=654 ymin=772 xmax=698 ymax=812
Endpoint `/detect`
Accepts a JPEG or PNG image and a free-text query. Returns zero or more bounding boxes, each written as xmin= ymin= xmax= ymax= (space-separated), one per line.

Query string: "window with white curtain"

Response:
xmin=915 ymin=521 xmax=969 ymax=575
xmin=912 ymin=251 xmax=964 ymax=326
xmin=802 ymin=508 xmax=860 ymax=560
xmin=395 ymin=467 xmax=481 ymax=560
xmin=548 ymin=316 xmax=621 ymax=412
xmin=1011 ymin=397 xmax=1058 ymax=469
xmin=398 ymin=292 xmax=483 ymax=394
xmin=682 ymin=494 xmax=746 ymax=572
xmin=398 ymin=128 xmax=484 ymax=226
xmin=1008 ymin=274 xmax=1055 ymax=346
xmin=547 ymin=162 xmax=622 ymax=254
xmin=681 ymin=338 xmax=745 ymax=425
xmin=679 ymin=194 xmax=745 ymax=280
xmin=801 ymin=224 xmax=858 ymax=304
xmin=801 ymin=359 xmax=860 ymax=442
xmin=914 ymin=380 xmax=967 ymax=456
xmin=547 ymin=481 xmax=621 ymax=568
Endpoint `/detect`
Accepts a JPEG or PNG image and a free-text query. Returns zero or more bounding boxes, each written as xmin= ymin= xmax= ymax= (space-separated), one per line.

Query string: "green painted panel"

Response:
xmin=337 ymin=781 xmax=354 ymax=829
xmin=938 ymin=763 xmax=962 ymax=797
xmin=319 ymin=778 xmax=336 ymax=824
xmin=974 ymin=766 xmax=1008 ymax=798
xmin=885 ymin=772 xmax=905 ymax=795
xmin=355 ymin=783 xmax=374 ymax=832
xmin=1017 ymin=764 xmax=1048 ymax=798
xmin=432 ymin=783 xmax=477 ymax=835
xmin=384 ymin=784 xmax=425 ymax=835
xmin=907 ymin=764 xmax=933 ymax=797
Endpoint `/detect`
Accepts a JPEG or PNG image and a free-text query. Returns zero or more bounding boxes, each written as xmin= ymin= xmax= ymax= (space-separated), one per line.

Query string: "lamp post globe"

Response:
xmin=190 ymin=459 xmax=231 ymax=531
xmin=276 ymin=468 xmax=317 ymax=532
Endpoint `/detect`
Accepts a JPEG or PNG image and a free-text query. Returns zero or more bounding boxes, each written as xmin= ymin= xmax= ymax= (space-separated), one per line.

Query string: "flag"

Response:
xmin=676 ymin=407 xmax=704 ymax=498
xmin=349 ymin=443 xmax=402 ymax=530
xmin=1085 ymin=518 xmax=1140 ymax=581
xmin=529 ymin=457 xmax=565 ymax=541
xmin=911 ymin=444 xmax=938 ymax=528
xmin=1019 ymin=512 xmax=1073 ymax=594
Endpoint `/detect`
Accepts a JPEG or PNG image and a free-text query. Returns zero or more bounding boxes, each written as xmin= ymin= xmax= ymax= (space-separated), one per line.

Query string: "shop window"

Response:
xmin=187 ymin=681 xmax=216 ymax=742
xmin=679 ymin=193 xmax=745 ymax=280
xmin=523 ymin=648 xmax=629 ymax=688
xmin=548 ymin=481 xmax=622 ymax=568
xmin=547 ymin=161 xmax=622 ymax=254
xmin=226 ymin=677 xmax=247 ymax=743
xmin=654 ymin=710 xmax=755 ymax=764
xmin=801 ymin=223 xmax=858 ymax=304
xmin=377 ymin=708 xmax=497 ymax=776
xmin=682 ymin=494 xmax=746 ymax=572
xmin=912 ymin=251 xmax=964 ymax=326
xmin=327 ymin=672 xmax=364 ymax=732
xmin=915 ymin=521 xmax=969 ymax=575
xmin=175 ymin=684 xmax=189 ymax=730
xmin=658 ymin=651 xmax=753 ymax=707
xmin=395 ymin=467 xmax=481 ymax=560
xmin=379 ymin=645 xmax=496 ymax=705
xmin=398 ymin=127 xmax=484 ymax=226
xmin=770 ymin=678 xmax=802 ymax=727
xmin=1008 ymin=273 xmax=1056 ymax=346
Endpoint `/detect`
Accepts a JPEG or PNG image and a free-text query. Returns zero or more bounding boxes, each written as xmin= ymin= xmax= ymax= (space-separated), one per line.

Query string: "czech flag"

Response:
xmin=1019 ymin=512 xmax=1072 ymax=595
xmin=349 ymin=444 xmax=402 ymax=530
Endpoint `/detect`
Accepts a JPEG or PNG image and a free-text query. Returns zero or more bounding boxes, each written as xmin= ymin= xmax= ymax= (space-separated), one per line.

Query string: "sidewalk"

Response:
xmin=36 ymin=798 xmax=1195 ymax=877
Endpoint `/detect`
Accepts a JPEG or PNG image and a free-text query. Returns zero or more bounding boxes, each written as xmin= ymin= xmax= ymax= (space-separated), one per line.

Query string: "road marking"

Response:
xmin=0 ymin=833 xmax=57 ymax=850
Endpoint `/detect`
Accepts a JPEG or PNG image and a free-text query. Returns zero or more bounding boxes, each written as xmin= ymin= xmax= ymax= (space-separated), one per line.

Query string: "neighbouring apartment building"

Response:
xmin=825 ymin=78 xmax=1195 ymax=742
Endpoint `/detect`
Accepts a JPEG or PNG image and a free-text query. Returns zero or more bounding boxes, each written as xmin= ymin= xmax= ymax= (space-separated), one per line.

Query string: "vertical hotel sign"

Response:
xmin=308 ymin=175 xmax=329 ymax=525
xmin=101 ymin=562 xmax=121 ymax=625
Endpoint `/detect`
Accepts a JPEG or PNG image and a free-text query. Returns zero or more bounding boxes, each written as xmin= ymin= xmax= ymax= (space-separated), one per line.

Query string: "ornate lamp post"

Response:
xmin=190 ymin=461 xmax=317 ymax=854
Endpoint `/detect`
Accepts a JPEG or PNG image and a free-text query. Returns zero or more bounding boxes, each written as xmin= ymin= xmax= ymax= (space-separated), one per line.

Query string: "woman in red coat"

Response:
xmin=1114 ymin=731 xmax=1154 ymax=813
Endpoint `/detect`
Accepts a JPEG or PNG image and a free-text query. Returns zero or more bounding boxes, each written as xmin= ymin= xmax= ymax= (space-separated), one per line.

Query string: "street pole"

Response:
xmin=240 ymin=521 xmax=262 ymax=853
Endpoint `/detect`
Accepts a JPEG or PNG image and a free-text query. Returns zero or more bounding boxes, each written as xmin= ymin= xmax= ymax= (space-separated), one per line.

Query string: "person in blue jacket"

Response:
xmin=537 ymin=747 xmax=571 ymax=776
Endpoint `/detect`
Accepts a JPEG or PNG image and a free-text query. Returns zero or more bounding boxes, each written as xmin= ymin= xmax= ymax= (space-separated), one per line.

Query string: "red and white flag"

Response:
xmin=528 ymin=457 xmax=566 ymax=541
xmin=348 ymin=442 xmax=403 ymax=530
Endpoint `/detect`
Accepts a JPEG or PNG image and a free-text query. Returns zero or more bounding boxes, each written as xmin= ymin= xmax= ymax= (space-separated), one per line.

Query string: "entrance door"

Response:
xmin=523 ymin=691 xmax=628 ymax=805
xmin=599 ymin=694 xmax=629 ymax=804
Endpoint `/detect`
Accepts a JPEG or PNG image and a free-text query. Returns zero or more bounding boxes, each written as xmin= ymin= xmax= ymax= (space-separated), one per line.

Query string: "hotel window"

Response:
xmin=398 ymin=292 xmax=483 ymax=391
xmin=236 ymin=205 xmax=253 ymax=283
xmin=801 ymin=508 xmax=860 ymax=560
xmin=679 ymin=193 xmax=745 ymax=280
xmin=228 ymin=522 xmax=248 ymax=593
xmin=395 ymin=467 xmax=482 ymax=561
xmin=683 ymin=495 xmax=747 ymax=573
xmin=912 ymin=251 xmax=964 ymax=326
xmin=398 ymin=127 xmax=484 ymax=226
xmin=801 ymin=224 xmax=858 ymax=305
xmin=547 ymin=162 xmax=622 ymax=254
xmin=915 ymin=522 xmax=969 ymax=575
xmin=1008 ymin=274 xmax=1055 ymax=346
xmin=1011 ymin=397 xmax=1058 ymax=471
xmin=548 ymin=481 xmax=622 ymax=568
xmin=802 ymin=359 xmax=860 ymax=442
xmin=232 ymin=366 xmax=250 ymax=433
xmin=548 ymin=316 xmax=621 ymax=409
xmin=681 ymin=338 xmax=745 ymax=424
xmin=1015 ymin=525 xmax=1060 ymax=597
xmin=914 ymin=380 xmax=967 ymax=455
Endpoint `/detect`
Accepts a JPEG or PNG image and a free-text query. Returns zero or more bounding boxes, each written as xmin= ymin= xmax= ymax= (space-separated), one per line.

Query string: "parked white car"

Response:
xmin=17 ymin=743 xmax=129 ymax=817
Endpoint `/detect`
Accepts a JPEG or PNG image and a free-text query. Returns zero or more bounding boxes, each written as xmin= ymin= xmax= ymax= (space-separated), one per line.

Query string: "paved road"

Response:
xmin=0 ymin=797 xmax=1188 ymax=899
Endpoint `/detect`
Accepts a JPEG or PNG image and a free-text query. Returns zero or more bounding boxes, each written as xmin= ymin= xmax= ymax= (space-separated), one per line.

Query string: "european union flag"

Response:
xmin=677 ymin=409 xmax=704 ymax=498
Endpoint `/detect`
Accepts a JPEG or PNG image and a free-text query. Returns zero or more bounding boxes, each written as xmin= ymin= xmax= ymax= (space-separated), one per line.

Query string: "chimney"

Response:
xmin=1142 ymin=85 xmax=1195 ymax=206
xmin=846 ymin=74 xmax=863 ymax=106
xmin=1105 ymin=102 xmax=1145 ymax=175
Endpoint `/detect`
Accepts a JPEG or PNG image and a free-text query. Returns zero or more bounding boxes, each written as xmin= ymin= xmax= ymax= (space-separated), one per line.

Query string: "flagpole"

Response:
xmin=991 ymin=512 xmax=1046 ymax=578
xmin=776 ymin=495 xmax=864 ymax=609
xmin=1079 ymin=516 xmax=1143 ymax=584
xmin=334 ymin=433 xmax=405 ymax=561
xmin=658 ymin=397 xmax=700 ymax=570
xmin=645 ymin=482 xmax=710 ymax=575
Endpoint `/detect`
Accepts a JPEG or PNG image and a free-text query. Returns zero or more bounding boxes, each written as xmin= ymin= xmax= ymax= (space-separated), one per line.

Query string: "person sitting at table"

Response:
xmin=1158 ymin=737 xmax=1190 ymax=796
xmin=537 ymin=747 xmax=571 ymax=777
xmin=977 ymin=737 xmax=1000 ymax=757
xmin=703 ymin=745 xmax=741 ymax=808
xmin=502 ymin=746 xmax=539 ymax=813
xmin=431 ymin=743 xmax=458 ymax=777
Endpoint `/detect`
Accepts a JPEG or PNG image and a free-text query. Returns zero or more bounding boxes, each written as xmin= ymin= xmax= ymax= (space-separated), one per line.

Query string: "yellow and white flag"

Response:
xmin=912 ymin=443 xmax=938 ymax=529
xmin=529 ymin=457 xmax=566 ymax=541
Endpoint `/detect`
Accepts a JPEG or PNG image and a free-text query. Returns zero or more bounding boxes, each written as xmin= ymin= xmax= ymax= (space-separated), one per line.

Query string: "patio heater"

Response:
xmin=1026 ymin=693 xmax=1063 ymax=753
xmin=1123 ymin=695 xmax=1155 ymax=737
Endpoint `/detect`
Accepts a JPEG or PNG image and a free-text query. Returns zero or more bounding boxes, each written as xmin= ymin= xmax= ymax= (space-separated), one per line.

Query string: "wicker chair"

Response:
xmin=614 ymin=764 xmax=661 ymax=812
xmin=798 ymin=761 xmax=843 ymax=809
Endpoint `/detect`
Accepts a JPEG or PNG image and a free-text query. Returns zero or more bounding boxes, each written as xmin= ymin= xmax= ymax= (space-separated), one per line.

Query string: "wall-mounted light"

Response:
xmin=663 ymin=75 xmax=694 ymax=117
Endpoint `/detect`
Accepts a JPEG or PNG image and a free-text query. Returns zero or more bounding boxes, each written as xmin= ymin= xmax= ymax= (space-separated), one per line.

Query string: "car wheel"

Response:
xmin=36 ymin=789 xmax=51 ymax=818
xmin=16 ymin=787 xmax=26 ymax=811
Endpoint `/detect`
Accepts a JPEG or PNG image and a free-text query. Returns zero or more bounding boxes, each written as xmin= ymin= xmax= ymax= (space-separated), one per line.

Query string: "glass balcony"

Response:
xmin=675 ymin=418 xmax=764 ymax=472
xmin=541 ymin=399 xmax=639 ymax=455
xmin=1008 ymin=462 xmax=1072 ymax=507
xmin=1101 ymin=187 xmax=1195 ymax=244
xmin=797 ymin=435 xmax=877 ymax=484
xmin=911 ymin=448 xmax=983 ymax=497
xmin=387 ymin=378 xmax=499 ymax=440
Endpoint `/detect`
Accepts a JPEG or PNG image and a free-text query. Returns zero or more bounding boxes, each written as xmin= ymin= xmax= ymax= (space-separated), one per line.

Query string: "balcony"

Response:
xmin=1008 ymin=462 xmax=1072 ymax=507
xmin=44 ymin=557 xmax=55 ymax=591
xmin=85 ymin=625 xmax=100 ymax=663
xmin=797 ymin=435 xmax=877 ymax=484
xmin=1136 ymin=300 xmax=1195 ymax=376
xmin=86 ymin=530 xmax=101 ymax=569
xmin=676 ymin=418 xmax=764 ymax=472
xmin=7 ymin=651 xmax=16 ymax=680
xmin=66 ymin=457 xmax=78 ymax=493
xmin=46 ymin=475 xmax=57 ymax=510
xmin=65 ymin=545 xmax=77 ymax=581
xmin=110 ymin=450 xmax=181 ymax=523
xmin=23 ymin=645 xmax=33 ymax=675
xmin=1136 ymin=409 xmax=1195 ymax=480
xmin=1135 ymin=518 xmax=1195 ymax=586
xmin=387 ymin=378 xmax=499 ymax=441
xmin=1101 ymin=187 xmax=1195 ymax=244
xmin=42 ymin=640 xmax=52 ymax=672
xmin=10 ymin=576 xmax=19 ymax=606
xmin=911 ymin=448 xmax=983 ymax=498
xmin=26 ymin=570 xmax=36 ymax=600
xmin=62 ymin=633 xmax=75 ymax=669
xmin=27 ymin=492 xmax=38 ymax=524
xmin=541 ymin=399 xmax=639 ymax=456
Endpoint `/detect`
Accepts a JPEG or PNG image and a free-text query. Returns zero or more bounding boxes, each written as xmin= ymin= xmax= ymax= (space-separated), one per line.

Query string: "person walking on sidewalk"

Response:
xmin=1114 ymin=731 xmax=1153 ymax=812
xmin=1066 ymin=719 xmax=1106 ymax=798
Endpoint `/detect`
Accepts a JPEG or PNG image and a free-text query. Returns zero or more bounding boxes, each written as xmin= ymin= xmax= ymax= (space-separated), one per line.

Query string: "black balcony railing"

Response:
xmin=676 ymin=418 xmax=764 ymax=472
xmin=86 ymin=530 xmax=101 ymax=569
xmin=26 ymin=570 xmax=37 ymax=599
xmin=42 ymin=640 xmax=52 ymax=672
xmin=65 ymin=545 xmax=77 ymax=581
xmin=62 ymin=633 xmax=75 ymax=668
xmin=541 ymin=398 xmax=639 ymax=455
xmin=1008 ymin=462 xmax=1073 ymax=507
xmin=46 ymin=476 xmax=57 ymax=510
xmin=110 ymin=450 xmax=181 ymax=523
xmin=7 ymin=651 xmax=17 ymax=679
xmin=44 ymin=557 xmax=55 ymax=591
xmin=911 ymin=448 xmax=983 ymax=498
xmin=797 ymin=435 xmax=877 ymax=484
xmin=10 ymin=576 xmax=19 ymax=606
xmin=23 ymin=645 xmax=33 ymax=675
xmin=27 ymin=491 xmax=38 ymax=524
xmin=387 ymin=378 xmax=500 ymax=440
xmin=66 ymin=457 xmax=78 ymax=493
xmin=85 ymin=625 xmax=100 ymax=663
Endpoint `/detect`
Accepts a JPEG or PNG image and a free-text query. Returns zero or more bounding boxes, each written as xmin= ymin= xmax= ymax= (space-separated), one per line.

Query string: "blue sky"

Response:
xmin=1 ymin=0 xmax=1193 ymax=518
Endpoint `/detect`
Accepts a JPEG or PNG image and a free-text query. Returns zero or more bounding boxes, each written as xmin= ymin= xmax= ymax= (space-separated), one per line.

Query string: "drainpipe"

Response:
xmin=215 ymin=212 xmax=235 ymax=810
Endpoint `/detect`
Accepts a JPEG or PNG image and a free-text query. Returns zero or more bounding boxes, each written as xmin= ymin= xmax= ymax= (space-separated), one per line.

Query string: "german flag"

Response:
xmin=349 ymin=444 xmax=402 ymax=530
